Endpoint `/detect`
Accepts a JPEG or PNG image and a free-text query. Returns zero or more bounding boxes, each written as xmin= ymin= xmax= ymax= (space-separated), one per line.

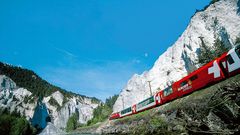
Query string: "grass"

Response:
xmin=72 ymin=122 xmax=101 ymax=134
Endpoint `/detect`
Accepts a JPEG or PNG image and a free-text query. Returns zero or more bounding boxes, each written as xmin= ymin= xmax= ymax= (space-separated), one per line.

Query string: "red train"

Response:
xmin=110 ymin=45 xmax=240 ymax=120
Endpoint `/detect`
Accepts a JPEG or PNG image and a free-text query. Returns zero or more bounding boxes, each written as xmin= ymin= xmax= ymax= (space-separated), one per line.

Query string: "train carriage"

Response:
xmin=173 ymin=56 xmax=227 ymax=97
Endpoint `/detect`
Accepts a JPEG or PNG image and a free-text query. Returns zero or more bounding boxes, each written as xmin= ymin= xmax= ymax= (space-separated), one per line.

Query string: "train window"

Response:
xmin=137 ymin=96 xmax=154 ymax=109
xmin=121 ymin=107 xmax=131 ymax=115
xmin=190 ymin=75 xmax=198 ymax=81
xmin=163 ymin=87 xmax=173 ymax=96
xmin=227 ymin=55 xmax=234 ymax=65
xmin=180 ymin=81 xmax=187 ymax=87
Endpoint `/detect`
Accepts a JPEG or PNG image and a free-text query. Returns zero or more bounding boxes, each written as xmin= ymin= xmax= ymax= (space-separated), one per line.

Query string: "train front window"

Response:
xmin=163 ymin=87 xmax=173 ymax=96
xmin=227 ymin=55 xmax=234 ymax=65
xmin=236 ymin=46 xmax=240 ymax=58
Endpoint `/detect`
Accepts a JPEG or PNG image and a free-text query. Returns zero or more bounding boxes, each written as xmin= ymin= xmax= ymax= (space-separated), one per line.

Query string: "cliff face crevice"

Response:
xmin=113 ymin=0 xmax=240 ymax=113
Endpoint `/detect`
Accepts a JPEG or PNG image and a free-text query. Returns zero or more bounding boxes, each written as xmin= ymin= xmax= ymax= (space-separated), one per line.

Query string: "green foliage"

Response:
xmin=235 ymin=37 xmax=240 ymax=44
xmin=198 ymin=37 xmax=214 ymax=65
xmin=105 ymin=94 xmax=118 ymax=109
xmin=0 ymin=110 xmax=36 ymax=135
xmin=87 ymin=95 xmax=118 ymax=126
xmin=212 ymin=38 xmax=229 ymax=57
xmin=198 ymin=37 xmax=230 ymax=65
xmin=66 ymin=113 xmax=78 ymax=132
xmin=210 ymin=0 xmax=220 ymax=4
xmin=11 ymin=117 xmax=31 ymax=135
xmin=91 ymin=97 xmax=101 ymax=104
xmin=87 ymin=104 xmax=112 ymax=126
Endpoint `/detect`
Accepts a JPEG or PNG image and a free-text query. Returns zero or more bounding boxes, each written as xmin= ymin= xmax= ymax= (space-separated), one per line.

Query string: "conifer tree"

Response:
xmin=198 ymin=37 xmax=230 ymax=65
xmin=235 ymin=37 xmax=240 ymax=44
xmin=212 ymin=38 xmax=229 ymax=58
xmin=198 ymin=37 xmax=214 ymax=65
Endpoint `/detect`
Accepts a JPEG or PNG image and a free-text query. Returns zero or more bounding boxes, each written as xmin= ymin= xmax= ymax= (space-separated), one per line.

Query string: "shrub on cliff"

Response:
xmin=66 ymin=113 xmax=78 ymax=132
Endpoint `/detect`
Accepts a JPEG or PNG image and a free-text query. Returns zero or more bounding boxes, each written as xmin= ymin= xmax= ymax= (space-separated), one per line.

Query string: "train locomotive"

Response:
xmin=110 ymin=44 xmax=240 ymax=120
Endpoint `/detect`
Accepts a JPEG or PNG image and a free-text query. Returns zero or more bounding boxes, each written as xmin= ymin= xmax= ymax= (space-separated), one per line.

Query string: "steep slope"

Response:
xmin=0 ymin=63 xmax=100 ymax=129
xmin=113 ymin=0 xmax=240 ymax=112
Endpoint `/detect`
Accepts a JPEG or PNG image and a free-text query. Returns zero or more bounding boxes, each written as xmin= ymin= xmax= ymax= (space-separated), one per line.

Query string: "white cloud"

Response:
xmin=132 ymin=59 xmax=141 ymax=64
xmin=54 ymin=47 xmax=77 ymax=58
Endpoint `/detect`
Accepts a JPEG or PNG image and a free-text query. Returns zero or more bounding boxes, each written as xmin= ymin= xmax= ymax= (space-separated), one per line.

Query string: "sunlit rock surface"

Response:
xmin=39 ymin=122 xmax=65 ymax=135
xmin=0 ymin=75 xmax=99 ymax=129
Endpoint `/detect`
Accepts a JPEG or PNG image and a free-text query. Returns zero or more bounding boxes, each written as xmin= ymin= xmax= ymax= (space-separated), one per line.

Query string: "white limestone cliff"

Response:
xmin=0 ymin=75 xmax=99 ymax=129
xmin=113 ymin=0 xmax=240 ymax=112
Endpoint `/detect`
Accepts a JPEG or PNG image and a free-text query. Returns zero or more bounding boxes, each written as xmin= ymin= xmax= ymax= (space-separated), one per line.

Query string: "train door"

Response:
xmin=162 ymin=86 xmax=174 ymax=103
xmin=132 ymin=104 xmax=137 ymax=114
xmin=155 ymin=92 xmax=162 ymax=106
xmin=218 ymin=57 xmax=229 ymax=77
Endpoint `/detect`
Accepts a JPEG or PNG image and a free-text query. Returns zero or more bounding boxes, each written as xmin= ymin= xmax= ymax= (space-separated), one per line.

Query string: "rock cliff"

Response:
xmin=0 ymin=74 xmax=99 ymax=129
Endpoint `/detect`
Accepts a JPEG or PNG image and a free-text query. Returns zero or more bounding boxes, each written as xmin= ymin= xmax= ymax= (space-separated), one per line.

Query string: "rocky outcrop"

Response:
xmin=113 ymin=0 xmax=240 ymax=112
xmin=39 ymin=122 xmax=65 ymax=135
xmin=0 ymin=75 xmax=36 ymax=120
xmin=44 ymin=93 xmax=98 ymax=129
xmin=0 ymin=75 xmax=99 ymax=129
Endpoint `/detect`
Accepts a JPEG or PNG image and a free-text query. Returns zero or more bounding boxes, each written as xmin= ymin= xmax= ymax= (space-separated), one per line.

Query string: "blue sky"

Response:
xmin=0 ymin=0 xmax=210 ymax=101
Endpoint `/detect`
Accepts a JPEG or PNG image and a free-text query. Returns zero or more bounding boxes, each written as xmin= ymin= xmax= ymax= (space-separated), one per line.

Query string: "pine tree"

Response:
xmin=198 ymin=37 xmax=214 ymax=65
xmin=198 ymin=37 xmax=230 ymax=65
xmin=212 ymin=38 xmax=229 ymax=58
xmin=235 ymin=37 xmax=240 ymax=45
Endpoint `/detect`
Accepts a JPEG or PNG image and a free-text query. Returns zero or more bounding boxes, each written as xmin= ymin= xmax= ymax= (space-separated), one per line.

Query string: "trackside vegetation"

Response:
xmin=65 ymin=95 xmax=118 ymax=132
xmin=66 ymin=113 xmax=79 ymax=132
xmin=87 ymin=95 xmax=118 ymax=126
